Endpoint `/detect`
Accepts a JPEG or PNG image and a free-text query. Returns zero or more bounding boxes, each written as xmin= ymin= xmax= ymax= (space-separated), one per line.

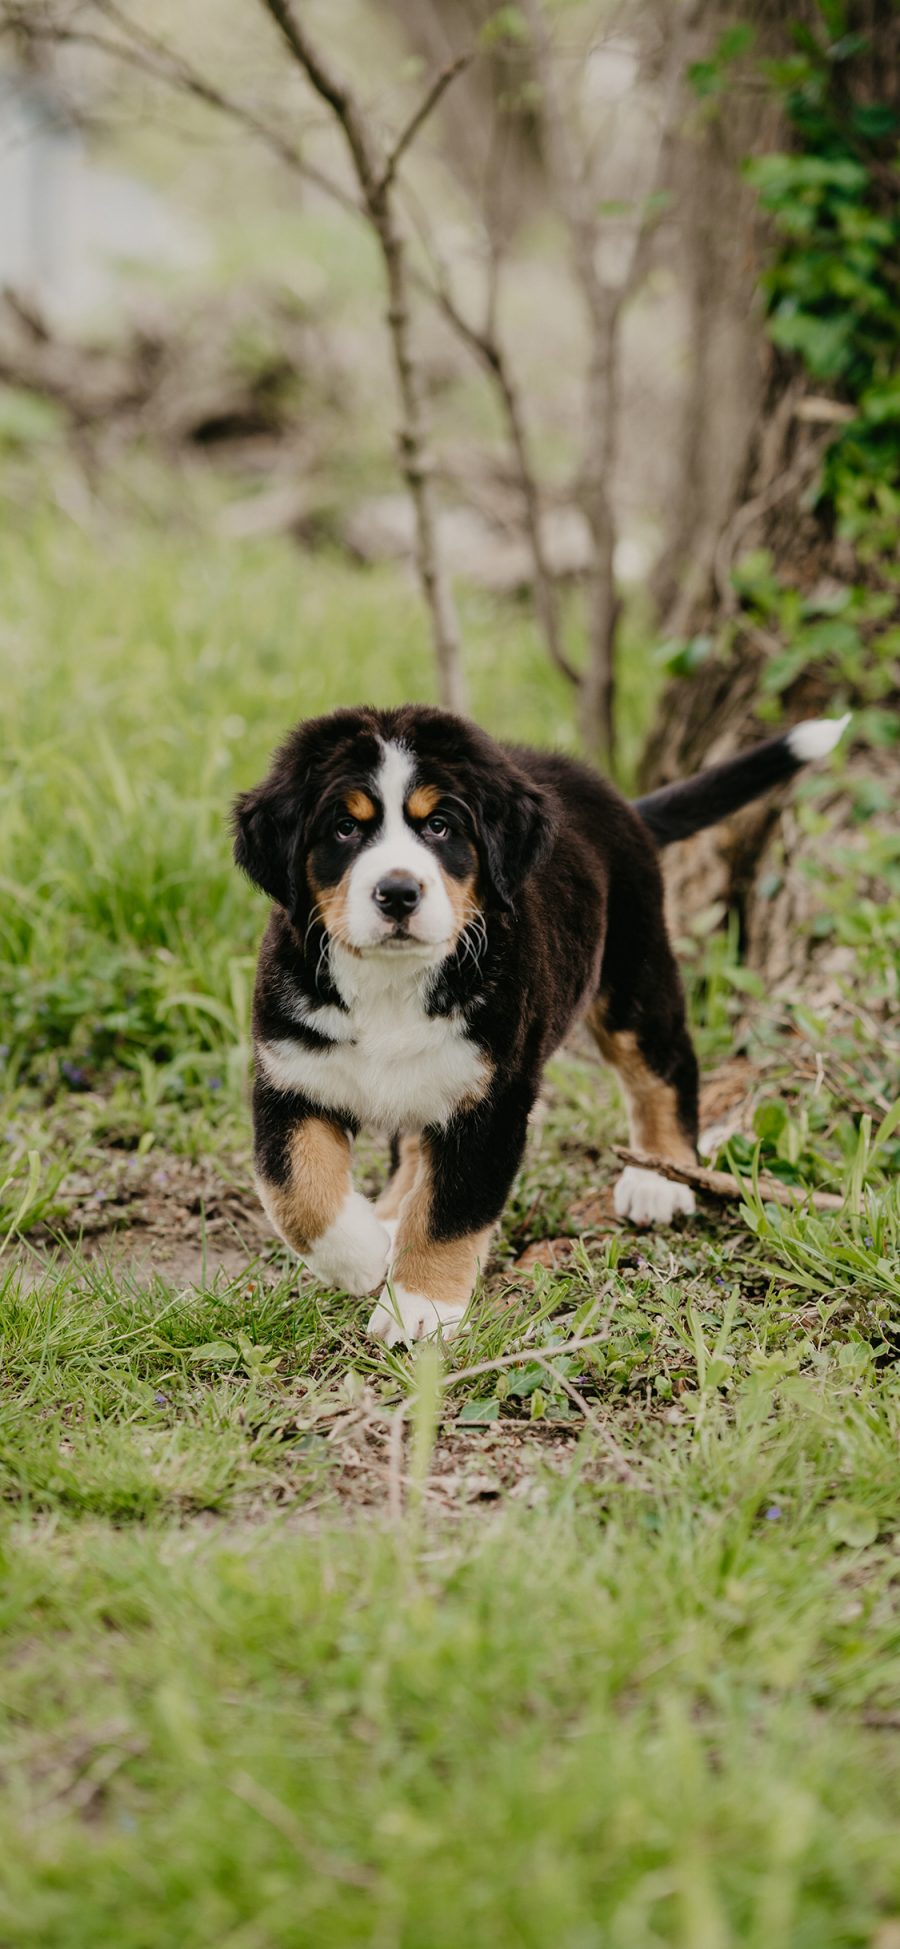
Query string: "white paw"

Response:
xmin=381 ymin=1217 xmax=399 ymax=1255
xmin=304 ymin=1191 xmax=391 ymax=1296
xmin=366 ymin=1284 xmax=468 ymax=1348
xmin=613 ymin=1166 xmax=696 ymax=1227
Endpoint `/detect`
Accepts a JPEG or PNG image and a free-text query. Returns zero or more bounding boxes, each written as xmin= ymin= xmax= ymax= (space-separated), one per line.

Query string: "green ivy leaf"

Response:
xmin=457 ymin=1398 xmax=500 ymax=1426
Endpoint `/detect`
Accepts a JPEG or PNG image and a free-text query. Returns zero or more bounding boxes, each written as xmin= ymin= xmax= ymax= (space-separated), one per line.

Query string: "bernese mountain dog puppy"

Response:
xmin=233 ymin=705 xmax=848 ymax=1346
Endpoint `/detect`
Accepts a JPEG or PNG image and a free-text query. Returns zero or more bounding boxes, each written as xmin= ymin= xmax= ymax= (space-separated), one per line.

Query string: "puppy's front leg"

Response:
xmin=253 ymin=1078 xmax=390 ymax=1297
xmin=367 ymin=1088 xmax=533 ymax=1346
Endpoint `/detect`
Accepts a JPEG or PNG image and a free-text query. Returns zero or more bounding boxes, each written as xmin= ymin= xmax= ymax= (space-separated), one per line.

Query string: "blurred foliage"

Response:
xmin=747 ymin=4 xmax=900 ymax=558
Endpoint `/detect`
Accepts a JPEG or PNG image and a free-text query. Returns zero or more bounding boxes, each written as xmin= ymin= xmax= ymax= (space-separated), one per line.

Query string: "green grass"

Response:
xmin=3 ymin=488 xmax=900 ymax=1945
xmin=4 ymin=1350 xmax=900 ymax=1946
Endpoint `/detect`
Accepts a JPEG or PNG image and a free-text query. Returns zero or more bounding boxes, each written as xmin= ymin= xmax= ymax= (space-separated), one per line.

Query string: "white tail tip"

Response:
xmin=787 ymin=713 xmax=852 ymax=763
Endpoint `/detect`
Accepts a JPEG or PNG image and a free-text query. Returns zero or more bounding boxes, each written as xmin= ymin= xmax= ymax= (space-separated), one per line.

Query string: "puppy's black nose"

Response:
xmin=373 ymin=872 xmax=422 ymax=921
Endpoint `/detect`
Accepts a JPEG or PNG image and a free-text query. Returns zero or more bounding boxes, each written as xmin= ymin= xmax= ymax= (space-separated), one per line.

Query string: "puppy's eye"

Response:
xmin=335 ymin=816 xmax=359 ymax=840
xmin=424 ymin=813 xmax=449 ymax=838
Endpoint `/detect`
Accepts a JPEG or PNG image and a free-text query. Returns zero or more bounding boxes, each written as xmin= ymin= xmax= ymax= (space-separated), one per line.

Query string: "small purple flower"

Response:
xmin=209 ymin=1076 xmax=222 ymax=1092
xmin=765 ymin=1505 xmax=782 ymax=1522
xmin=60 ymin=1060 xmax=89 ymax=1092
xmin=154 ymin=1391 xmax=170 ymax=1407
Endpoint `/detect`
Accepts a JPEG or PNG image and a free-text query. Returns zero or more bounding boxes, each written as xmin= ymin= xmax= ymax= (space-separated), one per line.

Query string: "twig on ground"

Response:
xmin=613 ymin=1147 xmax=846 ymax=1213
xmin=444 ymin=1327 xmax=614 ymax=1390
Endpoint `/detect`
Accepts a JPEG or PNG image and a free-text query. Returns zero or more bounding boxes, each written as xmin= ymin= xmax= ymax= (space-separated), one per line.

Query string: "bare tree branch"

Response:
xmin=522 ymin=0 xmax=700 ymax=764
xmin=405 ymin=214 xmax=580 ymax=688
xmin=0 ymin=0 xmax=358 ymax=216
xmin=258 ymin=0 xmax=468 ymax=713
xmin=3 ymin=0 xmax=469 ymax=708
xmin=521 ymin=0 xmax=621 ymax=763
xmin=619 ymin=3 xmax=704 ymax=304
xmin=378 ymin=53 xmax=471 ymax=198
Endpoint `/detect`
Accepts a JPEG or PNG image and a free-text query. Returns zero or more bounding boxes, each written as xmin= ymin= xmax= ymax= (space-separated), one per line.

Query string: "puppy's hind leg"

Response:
xmin=587 ymin=977 xmax=699 ymax=1227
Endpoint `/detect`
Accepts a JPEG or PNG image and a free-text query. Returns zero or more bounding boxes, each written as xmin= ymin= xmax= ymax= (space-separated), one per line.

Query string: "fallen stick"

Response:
xmin=613 ymin=1147 xmax=846 ymax=1213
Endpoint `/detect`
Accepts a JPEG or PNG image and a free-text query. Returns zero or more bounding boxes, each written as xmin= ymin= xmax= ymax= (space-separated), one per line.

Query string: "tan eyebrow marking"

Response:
xmin=407 ymin=784 xmax=441 ymax=819
xmin=345 ymin=789 xmax=376 ymax=821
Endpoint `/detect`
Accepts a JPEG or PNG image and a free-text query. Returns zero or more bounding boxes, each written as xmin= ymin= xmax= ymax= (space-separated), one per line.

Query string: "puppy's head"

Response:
xmin=233 ymin=706 xmax=554 ymax=961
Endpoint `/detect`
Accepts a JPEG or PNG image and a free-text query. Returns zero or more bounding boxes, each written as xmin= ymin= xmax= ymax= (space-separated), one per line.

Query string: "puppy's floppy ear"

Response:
xmin=232 ymin=723 xmax=318 ymax=908
xmin=232 ymin=710 xmax=375 ymax=912
xmin=478 ymin=773 xmax=556 ymax=908
xmin=232 ymin=781 xmax=302 ymax=908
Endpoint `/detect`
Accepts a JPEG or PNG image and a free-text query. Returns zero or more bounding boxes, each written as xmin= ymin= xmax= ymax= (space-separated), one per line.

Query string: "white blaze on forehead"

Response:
xmin=377 ymin=739 xmax=416 ymax=840
xmin=343 ymin=738 xmax=454 ymax=952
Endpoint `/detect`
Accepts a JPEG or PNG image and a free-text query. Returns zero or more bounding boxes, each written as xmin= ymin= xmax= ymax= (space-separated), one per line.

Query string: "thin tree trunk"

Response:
xmin=522 ymin=0 xmax=619 ymax=763
xmin=258 ymin=0 xmax=468 ymax=714
xmin=579 ymin=315 xmax=620 ymax=762
xmin=381 ymin=211 xmax=467 ymax=715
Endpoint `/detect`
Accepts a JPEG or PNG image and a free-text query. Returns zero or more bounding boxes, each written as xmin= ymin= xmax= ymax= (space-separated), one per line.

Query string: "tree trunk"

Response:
xmin=642 ymin=348 xmax=899 ymax=995
xmin=641 ymin=8 xmax=900 ymax=1000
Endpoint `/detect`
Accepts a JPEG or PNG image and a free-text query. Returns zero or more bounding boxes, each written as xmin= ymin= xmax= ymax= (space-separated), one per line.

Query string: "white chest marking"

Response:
xmin=259 ymin=948 xmax=488 ymax=1132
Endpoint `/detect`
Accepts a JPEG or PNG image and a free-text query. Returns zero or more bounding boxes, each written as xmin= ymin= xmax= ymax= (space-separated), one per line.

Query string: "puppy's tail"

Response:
xmin=632 ymin=715 xmax=851 ymax=849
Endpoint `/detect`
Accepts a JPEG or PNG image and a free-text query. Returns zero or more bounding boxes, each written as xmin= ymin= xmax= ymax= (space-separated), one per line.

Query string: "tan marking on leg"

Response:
xmin=391 ymin=1146 xmax=492 ymax=1307
xmin=406 ymin=784 xmax=441 ymax=819
xmin=257 ymin=1117 xmax=351 ymax=1252
xmin=345 ymin=789 xmax=376 ymax=822
xmin=375 ymin=1134 xmax=422 ymax=1220
xmin=586 ymin=1004 xmax=695 ymax=1164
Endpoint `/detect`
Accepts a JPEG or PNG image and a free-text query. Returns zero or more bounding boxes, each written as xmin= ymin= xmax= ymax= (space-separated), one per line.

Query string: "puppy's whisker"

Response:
xmin=467 ymin=909 xmax=487 ymax=954
xmin=457 ymin=910 xmax=487 ymax=975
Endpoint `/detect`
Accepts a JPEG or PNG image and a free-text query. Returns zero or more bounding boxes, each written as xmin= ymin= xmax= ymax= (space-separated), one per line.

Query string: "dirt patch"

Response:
xmin=25 ymin=1151 xmax=272 ymax=1289
xmin=237 ymin=1394 xmax=589 ymax=1526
